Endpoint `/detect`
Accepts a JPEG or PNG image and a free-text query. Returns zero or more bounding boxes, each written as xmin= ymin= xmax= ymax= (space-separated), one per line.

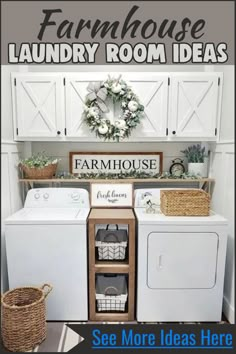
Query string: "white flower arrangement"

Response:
xmin=19 ymin=152 xmax=60 ymax=169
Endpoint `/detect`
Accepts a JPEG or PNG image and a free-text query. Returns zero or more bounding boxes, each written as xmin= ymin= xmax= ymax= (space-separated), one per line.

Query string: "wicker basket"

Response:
xmin=160 ymin=189 xmax=210 ymax=216
xmin=1 ymin=284 xmax=52 ymax=352
xmin=20 ymin=163 xmax=58 ymax=179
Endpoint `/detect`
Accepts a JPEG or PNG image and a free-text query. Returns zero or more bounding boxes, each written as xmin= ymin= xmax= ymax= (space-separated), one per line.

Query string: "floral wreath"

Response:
xmin=83 ymin=75 xmax=144 ymax=141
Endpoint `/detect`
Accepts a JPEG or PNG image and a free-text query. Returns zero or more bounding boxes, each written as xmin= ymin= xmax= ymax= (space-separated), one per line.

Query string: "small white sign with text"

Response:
xmin=91 ymin=183 xmax=133 ymax=207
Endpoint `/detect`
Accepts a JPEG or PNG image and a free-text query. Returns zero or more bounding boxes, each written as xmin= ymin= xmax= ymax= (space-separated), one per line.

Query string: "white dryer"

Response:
xmin=134 ymin=188 xmax=228 ymax=322
xmin=5 ymin=188 xmax=90 ymax=321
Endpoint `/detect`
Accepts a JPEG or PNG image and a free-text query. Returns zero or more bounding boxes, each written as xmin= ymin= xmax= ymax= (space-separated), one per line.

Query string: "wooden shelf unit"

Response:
xmin=19 ymin=178 xmax=215 ymax=184
xmin=88 ymin=208 xmax=135 ymax=322
xmin=19 ymin=178 xmax=215 ymax=200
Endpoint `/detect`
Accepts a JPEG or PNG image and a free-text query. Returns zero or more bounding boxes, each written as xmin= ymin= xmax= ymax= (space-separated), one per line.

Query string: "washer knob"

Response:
xmin=43 ymin=193 xmax=49 ymax=200
xmin=34 ymin=193 xmax=40 ymax=199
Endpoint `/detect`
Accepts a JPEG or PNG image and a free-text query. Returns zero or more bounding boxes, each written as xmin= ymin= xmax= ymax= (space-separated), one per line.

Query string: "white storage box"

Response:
xmin=96 ymin=275 xmax=128 ymax=312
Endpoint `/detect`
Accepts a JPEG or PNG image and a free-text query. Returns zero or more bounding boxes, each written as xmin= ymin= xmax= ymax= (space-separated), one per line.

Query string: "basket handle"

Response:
xmin=106 ymin=224 xmax=119 ymax=230
xmin=41 ymin=284 xmax=53 ymax=298
xmin=104 ymin=286 xmax=119 ymax=296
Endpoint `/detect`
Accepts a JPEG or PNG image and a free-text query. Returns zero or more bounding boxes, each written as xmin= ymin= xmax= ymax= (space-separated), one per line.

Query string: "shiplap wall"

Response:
xmin=31 ymin=141 xmax=198 ymax=175
xmin=209 ymin=65 xmax=234 ymax=323
xmin=1 ymin=142 xmax=23 ymax=291
xmin=1 ymin=66 xmax=24 ymax=291
xmin=210 ymin=142 xmax=234 ymax=323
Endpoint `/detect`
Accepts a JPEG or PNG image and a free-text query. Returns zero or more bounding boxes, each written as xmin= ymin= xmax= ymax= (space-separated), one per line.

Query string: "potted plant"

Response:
xmin=19 ymin=152 xmax=60 ymax=179
xmin=181 ymin=144 xmax=208 ymax=177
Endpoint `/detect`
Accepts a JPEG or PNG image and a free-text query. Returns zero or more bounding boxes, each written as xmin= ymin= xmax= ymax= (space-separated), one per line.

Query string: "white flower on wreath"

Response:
xmin=128 ymin=100 xmax=139 ymax=112
xmin=118 ymin=129 xmax=125 ymax=137
xmin=98 ymin=123 xmax=109 ymax=135
xmin=119 ymin=90 xmax=125 ymax=95
xmin=88 ymin=107 xmax=99 ymax=117
xmin=121 ymin=102 xmax=127 ymax=108
xmin=115 ymin=119 xmax=126 ymax=130
xmin=111 ymin=82 xmax=122 ymax=93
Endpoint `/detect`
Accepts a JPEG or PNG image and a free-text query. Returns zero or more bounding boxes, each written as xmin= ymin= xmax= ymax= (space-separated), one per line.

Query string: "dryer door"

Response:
xmin=147 ymin=232 xmax=218 ymax=289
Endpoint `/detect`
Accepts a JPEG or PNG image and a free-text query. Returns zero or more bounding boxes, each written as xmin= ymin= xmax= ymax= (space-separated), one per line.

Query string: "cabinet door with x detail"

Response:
xmin=13 ymin=74 xmax=64 ymax=139
xmin=169 ymin=73 xmax=221 ymax=139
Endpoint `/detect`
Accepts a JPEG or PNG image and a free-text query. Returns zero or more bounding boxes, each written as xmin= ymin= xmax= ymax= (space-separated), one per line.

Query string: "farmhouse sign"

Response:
xmin=70 ymin=152 xmax=163 ymax=175
xmin=91 ymin=183 xmax=133 ymax=208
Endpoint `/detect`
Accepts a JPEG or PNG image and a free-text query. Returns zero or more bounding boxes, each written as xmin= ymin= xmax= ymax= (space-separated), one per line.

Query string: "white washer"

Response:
xmin=134 ymin=188 xmax=228 ymax=322
xmin=5 ymin=188 xmax=90 ymax=321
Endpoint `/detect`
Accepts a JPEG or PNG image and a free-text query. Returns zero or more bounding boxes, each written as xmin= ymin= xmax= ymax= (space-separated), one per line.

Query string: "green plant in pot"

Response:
xmin=19 ymin=152 xmax=60 ymax=179
xmin=181 ymin=144 xmax=208 ymax=177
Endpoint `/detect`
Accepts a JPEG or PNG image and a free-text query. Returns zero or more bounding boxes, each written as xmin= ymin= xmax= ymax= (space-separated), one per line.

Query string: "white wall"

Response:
xmin=1 ymin=65 xmax=24 ymax=291
xmin=32 ymin=141 xmax=197 ymax=176
xmin=210 ymin=65 xmax=235 ymax=323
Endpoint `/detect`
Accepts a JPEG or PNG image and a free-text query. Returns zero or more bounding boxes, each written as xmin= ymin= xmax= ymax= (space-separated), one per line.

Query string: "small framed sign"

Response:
xmin=90 ymin=183 xmax=133 ymax=208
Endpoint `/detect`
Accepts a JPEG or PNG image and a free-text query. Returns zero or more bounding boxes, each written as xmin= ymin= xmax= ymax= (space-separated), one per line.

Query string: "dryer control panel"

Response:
xmin=24 ymin=188 xmax=90 ymax=208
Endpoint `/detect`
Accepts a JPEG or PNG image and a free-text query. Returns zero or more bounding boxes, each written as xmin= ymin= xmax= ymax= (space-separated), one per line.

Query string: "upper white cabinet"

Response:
xmin=65 ymin=75 xmax=101 ymax=139
xmin=169 ymin=73 xmax=222 ymax=139
xmin=11 ymin=72 xmax=223 ymax=142
xmin=119 ymin=74 xmax=168 ymax=140
xmin=65 ymin=73 xmax=168 ymax=140
xmin=12 ymin=74 xmax=64 ymax=139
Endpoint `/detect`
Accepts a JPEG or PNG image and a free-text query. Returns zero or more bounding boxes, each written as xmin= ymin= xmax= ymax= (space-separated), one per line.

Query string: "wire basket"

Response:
xmin=20 ymin=163 xmax=58 ymax=179
xmin=95 ymin=225 xmax=128 ymax=260
xmin=96 ymin=275 xmax=128 ymax=312
xmin=160 ymin=189 xmax=210 ymax=216
xmin=1 ymin=284 xmax=52 ymax=352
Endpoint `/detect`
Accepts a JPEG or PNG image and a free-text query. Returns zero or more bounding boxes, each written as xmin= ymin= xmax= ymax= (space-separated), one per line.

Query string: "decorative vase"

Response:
xmin=188 ymin=162 xmax=208 ymax=177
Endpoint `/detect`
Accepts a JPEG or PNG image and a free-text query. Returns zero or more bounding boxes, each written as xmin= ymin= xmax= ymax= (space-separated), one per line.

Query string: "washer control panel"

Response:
xmin=25 ymin=188 xmax=89 ymax=208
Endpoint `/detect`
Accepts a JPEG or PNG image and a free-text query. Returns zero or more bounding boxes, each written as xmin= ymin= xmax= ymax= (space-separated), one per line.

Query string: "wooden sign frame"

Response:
xmin=69 ymin=152 xmax=163 ymax=175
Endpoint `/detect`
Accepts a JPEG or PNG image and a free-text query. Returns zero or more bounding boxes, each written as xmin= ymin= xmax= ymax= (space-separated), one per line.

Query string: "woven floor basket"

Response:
xmin=160 ymin=189 xmax=210 ymax=216
xmin=21 ymin=163 xmax=58 ymax=179
xmin=1 ymin=284 xmax=52 ymax=352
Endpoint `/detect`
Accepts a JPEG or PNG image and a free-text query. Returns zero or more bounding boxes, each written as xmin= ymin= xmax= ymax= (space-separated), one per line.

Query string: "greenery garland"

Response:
xmin=83 ymin=76 xmax=144 ymax=142
xmin=57 ymin=171 xmax=200 ymax=180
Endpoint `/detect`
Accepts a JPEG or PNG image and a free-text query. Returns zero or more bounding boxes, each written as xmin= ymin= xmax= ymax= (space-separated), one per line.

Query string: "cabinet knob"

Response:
xmin=172 ymin=131 xmax=176 ymax=135
xmin=57 ymin=131 xmax=61 ymax=135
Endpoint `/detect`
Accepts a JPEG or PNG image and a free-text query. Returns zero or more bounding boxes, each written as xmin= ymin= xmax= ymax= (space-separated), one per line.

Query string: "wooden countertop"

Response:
xmin=89 ymin=208 xmax=135 ymax=221
xmin=19 ymin=178 xmax=215 ymax=183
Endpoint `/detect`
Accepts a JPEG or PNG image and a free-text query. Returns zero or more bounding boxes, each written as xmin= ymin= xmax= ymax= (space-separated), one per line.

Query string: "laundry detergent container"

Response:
xmin=96 ymin=275 xmax=128 ymax=312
